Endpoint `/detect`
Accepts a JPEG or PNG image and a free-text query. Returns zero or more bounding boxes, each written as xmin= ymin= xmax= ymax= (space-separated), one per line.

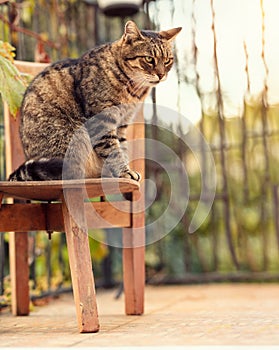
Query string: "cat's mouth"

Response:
xmin=149 ymin=75 xmax=167 ymax=85
xmin=136 ymin=74 xmax=167 ymax=87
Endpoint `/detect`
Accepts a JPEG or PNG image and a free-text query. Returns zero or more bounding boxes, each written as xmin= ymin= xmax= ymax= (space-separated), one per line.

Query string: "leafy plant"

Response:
xmin=0 ymin=41 xmax=30 ymax=116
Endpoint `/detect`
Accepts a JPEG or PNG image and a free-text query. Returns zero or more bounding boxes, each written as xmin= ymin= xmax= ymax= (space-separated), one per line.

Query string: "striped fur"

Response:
xmin=8 ymin=158 xmax=64 ymax=181
xmin=9 ymin=21 xmax=181 ymax=181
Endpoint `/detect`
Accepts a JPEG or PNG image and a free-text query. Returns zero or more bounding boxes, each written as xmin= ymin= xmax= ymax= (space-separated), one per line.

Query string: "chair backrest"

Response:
xmin=4 ymin=61 xmax=49 ymax=178
xmin=4 ymin=61 xmax=145 ymax=182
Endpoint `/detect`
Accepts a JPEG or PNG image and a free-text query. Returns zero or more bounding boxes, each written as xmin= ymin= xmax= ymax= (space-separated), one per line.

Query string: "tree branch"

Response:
xmin=0 ymin=13 xmax=60 ymax=50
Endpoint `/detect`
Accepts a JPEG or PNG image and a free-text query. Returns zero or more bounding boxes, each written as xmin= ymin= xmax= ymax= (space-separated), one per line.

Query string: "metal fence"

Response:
xmin=144 ymin=0 xmax=279 ymax=283
xmin=144 ymin=102 xmax=279 ymax=284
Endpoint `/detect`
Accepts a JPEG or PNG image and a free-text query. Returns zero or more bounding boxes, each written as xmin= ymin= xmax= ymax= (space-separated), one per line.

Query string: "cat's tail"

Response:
xmin=8 ymin=158 xmax=64 ymax=181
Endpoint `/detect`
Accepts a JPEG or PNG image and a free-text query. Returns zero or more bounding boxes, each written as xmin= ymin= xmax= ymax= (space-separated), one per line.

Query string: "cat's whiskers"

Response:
xmin=130 ymin=75 xmax=148 ymax=96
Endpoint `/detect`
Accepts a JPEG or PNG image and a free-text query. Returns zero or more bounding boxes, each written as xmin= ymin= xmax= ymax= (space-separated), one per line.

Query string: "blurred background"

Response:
xmin=1 ymin=0 xmax=279 ymax=306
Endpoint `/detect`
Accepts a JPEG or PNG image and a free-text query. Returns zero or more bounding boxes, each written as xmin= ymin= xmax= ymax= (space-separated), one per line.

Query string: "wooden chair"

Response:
xmin=0 ymin=61 xmax=145 ymax=333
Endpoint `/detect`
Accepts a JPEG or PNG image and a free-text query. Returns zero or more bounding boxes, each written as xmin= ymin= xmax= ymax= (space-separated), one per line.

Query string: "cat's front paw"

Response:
xmin=120 ymin=169 xmax=141 ymax=181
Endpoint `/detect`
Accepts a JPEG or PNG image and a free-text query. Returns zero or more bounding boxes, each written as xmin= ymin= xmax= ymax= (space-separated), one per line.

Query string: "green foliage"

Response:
xmin=27 ymin=230 xmax=108 ymax=296
xmin=0 ymin=41 xmax=30 ymax=116
xmin=145 ymin=100 xmax=279 ymax=278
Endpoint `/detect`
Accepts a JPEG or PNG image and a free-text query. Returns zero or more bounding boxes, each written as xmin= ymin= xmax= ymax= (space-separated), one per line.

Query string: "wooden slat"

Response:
xmin=0 ymin=203 xmax=54 ymax=232
xmin=123 ymin=106 xmax=145 ymax=315
xmin=4 ymin=104 xmax=30 ymax=316
xmin=9 ymin=231 xmax=29 ymax=316
xmin=0 ymin=178 xmax=139 ymax=201
xmin=4 ymin=105 xmax=25 ymax=176
xmin=122 ymin=209 xmax=145 ymax=315
xmin=62 ymin=188 xmax=99 ymax=333
xmin=0 ymin=201 xmax=131 ymax=232
xmin=14 ymin=60 xmax=49 ymax=76
xmin=122 ymin=243 xmax=145 ymax=315
xmin=86 ymin=200 xmax=131 ymax=229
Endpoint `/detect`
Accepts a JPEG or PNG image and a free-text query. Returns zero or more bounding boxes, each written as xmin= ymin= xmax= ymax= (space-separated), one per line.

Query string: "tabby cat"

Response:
xmin=9 ymin=21 xmax=181 ymax=182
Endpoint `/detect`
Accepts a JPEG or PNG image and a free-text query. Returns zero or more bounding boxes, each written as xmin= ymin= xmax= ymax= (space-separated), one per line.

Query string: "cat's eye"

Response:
xmin=145 ymin=56 xmax=154 ymax=64
xmin=165 ymin=58 xmax=173 ymax=65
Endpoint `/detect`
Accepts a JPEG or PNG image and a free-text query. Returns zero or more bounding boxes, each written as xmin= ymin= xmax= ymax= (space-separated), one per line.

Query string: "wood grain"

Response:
xmin=62 ymin=188 xmax=99 ymax=333
xmin=4 ymin=105 xmax=30 ymax=316
xmin=0 ymin=178 xmax=139 ymax=201
xmin=0 ymin=201 xmax=131 ymax=232
xmin=8 ymin=231 xmax=29 ymax=316
xmin=123 ymin=106 xmax=145 ymax=315
xmin=14 ymin=60 xmax=49 ymax=77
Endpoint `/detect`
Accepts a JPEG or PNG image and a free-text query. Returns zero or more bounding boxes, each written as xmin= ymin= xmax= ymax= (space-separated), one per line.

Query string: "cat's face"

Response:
xmin=120 ymin=21 xmax=182 ymax=88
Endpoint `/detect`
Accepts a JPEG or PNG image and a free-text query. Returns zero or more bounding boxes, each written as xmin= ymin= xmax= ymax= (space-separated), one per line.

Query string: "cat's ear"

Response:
xmin=159 ymin=27 xmax=182 ymax=42
xmin=123 ymin=21 xmax=144 ymax=42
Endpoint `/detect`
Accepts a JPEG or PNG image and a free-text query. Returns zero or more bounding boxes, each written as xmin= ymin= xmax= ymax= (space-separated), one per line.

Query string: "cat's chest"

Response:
xmin=117 ymin=103 xmax=138 ymax=123
xmin=120 ymin=87 xmax=150 ymax=105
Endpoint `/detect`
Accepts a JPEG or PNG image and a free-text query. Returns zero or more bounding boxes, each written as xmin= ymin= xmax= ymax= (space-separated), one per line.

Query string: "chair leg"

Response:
xmin=9 ymin=232 xmax=30 ymax=316
xmin=122 ymin=190 xmax=145 ymax=315
xmin=62 ymin=188 xmax=99 ymax=333
xmin=122 ymin=237 xmax=145 ymax=315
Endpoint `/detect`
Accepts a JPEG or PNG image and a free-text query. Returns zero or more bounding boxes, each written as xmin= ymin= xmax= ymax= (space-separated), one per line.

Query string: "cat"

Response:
xmin=8 ymin=20 xmax=181 ymax=182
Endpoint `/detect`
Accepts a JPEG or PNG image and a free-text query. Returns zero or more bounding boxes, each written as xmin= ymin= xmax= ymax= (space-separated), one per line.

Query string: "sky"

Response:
xmin=146 ymin=0 xmax=279 ymax=123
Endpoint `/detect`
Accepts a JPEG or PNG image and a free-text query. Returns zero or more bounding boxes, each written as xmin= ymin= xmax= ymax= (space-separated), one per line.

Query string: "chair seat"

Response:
xmin=0 ymin=178 xmax=139 ymax=201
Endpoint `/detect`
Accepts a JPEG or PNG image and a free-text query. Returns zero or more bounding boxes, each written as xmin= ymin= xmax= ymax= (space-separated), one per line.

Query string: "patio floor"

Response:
xmin=1 ymin=283 xmax=279 ymax=347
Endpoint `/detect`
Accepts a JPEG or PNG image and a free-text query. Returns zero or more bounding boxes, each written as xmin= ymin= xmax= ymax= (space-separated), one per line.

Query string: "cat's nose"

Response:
xmin=157 ymin=72 xmax=166 ymax=81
